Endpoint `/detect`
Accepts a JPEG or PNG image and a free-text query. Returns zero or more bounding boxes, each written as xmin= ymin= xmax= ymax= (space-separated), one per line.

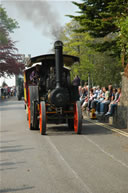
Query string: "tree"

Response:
xmin=59 ymin=19 xmax=122 ymax=86
xmin=59 ymin=20 xmax=94 ymax=81
xmin=69 ymin=0 xmax=128 ymax=67
xmin=0 ymin=5 xmax=24 ymax=77
xmin=116 ymin=16 xmax=128 ymax=67
xmin=0 ymin=5 xmax=19 ymax=32
xmin=2 ymin=80 xmax=8 ymax=87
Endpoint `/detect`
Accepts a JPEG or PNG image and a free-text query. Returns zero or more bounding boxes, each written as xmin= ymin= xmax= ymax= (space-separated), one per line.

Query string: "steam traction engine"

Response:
xmin=24 ymin=41 xmax=82 ymax=134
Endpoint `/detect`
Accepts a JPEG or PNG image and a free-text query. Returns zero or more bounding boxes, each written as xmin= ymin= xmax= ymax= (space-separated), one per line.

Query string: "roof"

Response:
xmin=26 ymin=54 xmax=79 ymax=68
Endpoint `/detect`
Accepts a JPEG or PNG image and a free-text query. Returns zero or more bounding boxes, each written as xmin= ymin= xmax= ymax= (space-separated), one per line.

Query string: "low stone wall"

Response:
xmin=112 ymin=73 xmax=128 ymax=129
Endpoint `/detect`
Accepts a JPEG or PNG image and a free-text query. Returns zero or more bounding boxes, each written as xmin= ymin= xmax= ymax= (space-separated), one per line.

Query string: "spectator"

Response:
xmin=105 ymin=88 xmax=121 ymax=116
xmin=80 ymin=86 xmax=88 ymax=105
xmin=103 ymin=85 xmax=113 ymax=113
xmin=91 ymin=86 xmax=102 ymax=110
xmin=78 ymin=86 xmax=82 ymax=97
xmin=108 ymin=84 xmax=113 ymax=101
xmin=83 ymin=83 xmax=88 ymax=96
xmin=88 ymin=88 xmax=95 ymax=110
xmin=95 ymin=87 xmax=106 ymax=113
xmin=99 ymin=87 xmax=110 ymax=114
xmin=82 ymin=88 xmax=94 ymax=111
xmin=111 ymin=88 xmax=117 ymax=101
xmin=7 ymin=87 xmax=10 ymax=97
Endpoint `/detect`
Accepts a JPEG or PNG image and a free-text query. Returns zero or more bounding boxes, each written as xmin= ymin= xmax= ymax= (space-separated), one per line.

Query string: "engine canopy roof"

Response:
xmin=26 ymin=54 xmax=79 ymax=68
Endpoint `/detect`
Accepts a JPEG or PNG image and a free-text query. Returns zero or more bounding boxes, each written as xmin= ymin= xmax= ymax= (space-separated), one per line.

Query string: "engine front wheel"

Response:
xmin=39 ymin=101 xmax=46 ymax=135
xmin=74 ymin=101 xmax=82 ymax=134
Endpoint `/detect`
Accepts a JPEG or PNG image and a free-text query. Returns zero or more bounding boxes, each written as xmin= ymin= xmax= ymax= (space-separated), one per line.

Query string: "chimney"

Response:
xmin=54 ymin=40 xmax=63 ymax=88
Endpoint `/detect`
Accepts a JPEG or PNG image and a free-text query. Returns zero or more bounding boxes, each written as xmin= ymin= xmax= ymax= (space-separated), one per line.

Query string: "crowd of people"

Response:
xmin=78 ymin=83 xmax=121 ymax=117
xmin=0 ymin=86 xmax=16 ymax=99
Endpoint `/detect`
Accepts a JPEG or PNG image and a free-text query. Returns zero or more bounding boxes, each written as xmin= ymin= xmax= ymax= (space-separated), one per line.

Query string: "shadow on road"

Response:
xmin=0 ymin=145 xmax=23 ymax=149
xmin=0 ymin=186 xmax=35 ymax=193
xmin=0 ymin=161 xmax=25 ymax=167
xmin=46 ymin=124 xmax=75 ymax=136
xmin=0 ymin=167 xmax=17 ymax=171
xmin=0 ymin=147 xmax=34 ymax=153
xmin=0 ymin=106 xmax=24 ymax=111
xmin=82 ymin=119 xmax=113 ymax=135
xmin=0 ymin=140 xmax=16 ymax=143
xmin=45 ymin=119 xmax=113 ymax=136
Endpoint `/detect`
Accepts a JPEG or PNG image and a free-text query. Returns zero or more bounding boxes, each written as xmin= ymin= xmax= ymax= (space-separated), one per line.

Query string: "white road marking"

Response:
xmin=96 ymin=122 xmax=128 ymax=138
xmin=46 ymin=136 xmax=93 ymax=193
xmin=83 ymin=135 xmax=128 ymax=169
xmin=85 ymin=117 xmax=128 ymax=138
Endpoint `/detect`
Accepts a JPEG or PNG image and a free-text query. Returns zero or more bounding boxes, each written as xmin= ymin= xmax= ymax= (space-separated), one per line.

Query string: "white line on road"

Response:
xmin=85 ymin=118 xmax=128 ymax=138
xmin=83 ymin=135 xmax=128 ymax=169
xmin=96 ymin=122 xmax=128 ymax=138
xmin=46 ymin=136 xmax=93 ymax=193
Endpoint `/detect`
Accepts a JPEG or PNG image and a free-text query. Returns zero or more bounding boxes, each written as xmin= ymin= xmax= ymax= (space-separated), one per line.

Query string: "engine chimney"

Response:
xmin=54 ymin=40 xmax=63 ymax=88
xmin=50 ymin=41 xmax=69 ymax=107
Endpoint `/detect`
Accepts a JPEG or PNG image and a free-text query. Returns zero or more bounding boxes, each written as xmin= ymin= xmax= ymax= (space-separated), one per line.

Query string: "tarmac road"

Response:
xmin=0 ymin=97 xmax=128 ymax=193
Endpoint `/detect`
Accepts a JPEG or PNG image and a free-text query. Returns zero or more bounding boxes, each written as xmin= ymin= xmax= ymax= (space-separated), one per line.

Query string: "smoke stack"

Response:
xmin=54 ymin=41 xmax=63 ymax=88
xmin=11 ymin=1 xmax=62 ymax=38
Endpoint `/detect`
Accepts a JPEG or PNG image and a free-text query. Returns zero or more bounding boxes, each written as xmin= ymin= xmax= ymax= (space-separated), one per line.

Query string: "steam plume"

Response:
xmin=11 ymin=0 xmax=62 ymax=39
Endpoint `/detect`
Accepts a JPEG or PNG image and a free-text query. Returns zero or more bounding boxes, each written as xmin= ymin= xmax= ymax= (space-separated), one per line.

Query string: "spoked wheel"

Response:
xmin=28 ymin=86 xmax=39 ymax=130
xmin=40 ymin=101 xmax=46 ymax=135
xmin=74 ymin=101 xmax=82 ymax=134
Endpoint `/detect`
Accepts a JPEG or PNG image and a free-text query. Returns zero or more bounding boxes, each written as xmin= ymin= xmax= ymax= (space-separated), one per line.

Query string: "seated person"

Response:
xmin=105 ymin=88 xmax=121 ymax=116
xmin=82 ymin=88 xmax=94 ymax=111
xmin=80 ymin=87 xmax=88 ymax=105
xmin=99 ymin=87 xmax=110 ymax=114
xmin=93 ymin=87 xmax=105 ymax=113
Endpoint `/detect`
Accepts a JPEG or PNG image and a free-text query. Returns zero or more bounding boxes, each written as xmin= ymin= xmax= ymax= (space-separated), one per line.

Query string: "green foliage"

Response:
xmin=0 ymin=5 xmax=24 ymax=77
xmin=0 ymin=5 xmax=19 ymax=33
xmin=116 ymin=16 xmax=128 ymax=66
xmin=92 ymin=52 xmax=123 ymax=87
xmin=0 ymin=5 xmax=19 ymax=44
xmin=59 ymin=20 xmax=94 ymax=81
xmin=59 ymin=19 xmax=122 ymax=86
xmin=70 ymin=0 xmax=128 ymax=66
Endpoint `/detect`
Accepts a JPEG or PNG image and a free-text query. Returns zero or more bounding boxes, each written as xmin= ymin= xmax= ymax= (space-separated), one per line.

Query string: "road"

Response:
xmin=0 ymin=97 xmax=128 ymax=193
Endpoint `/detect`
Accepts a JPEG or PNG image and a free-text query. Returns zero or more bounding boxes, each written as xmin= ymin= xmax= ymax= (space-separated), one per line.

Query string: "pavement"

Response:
xmin=83 ymin=111 xmax=128 ymax=134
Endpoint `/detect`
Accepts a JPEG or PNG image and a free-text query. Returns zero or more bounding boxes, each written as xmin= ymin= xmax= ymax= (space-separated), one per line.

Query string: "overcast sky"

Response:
xmin=0 ymin=0 xmax=81 ymax=86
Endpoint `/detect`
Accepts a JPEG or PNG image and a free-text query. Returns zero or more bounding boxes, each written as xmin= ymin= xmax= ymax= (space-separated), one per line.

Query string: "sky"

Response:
xmin=0 ymin=0 xmax=81 ymax=86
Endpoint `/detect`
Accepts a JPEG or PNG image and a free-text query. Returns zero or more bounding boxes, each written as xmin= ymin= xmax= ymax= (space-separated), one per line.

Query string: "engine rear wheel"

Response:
xmin=28 ymin=86 xmax=39 ymax=130
xmin=28 ymin=88 xmax=33 ymax=130
xmin=40 ymin=101 xmax=46 ymax=135
xmin=74 ymin=101 xmax=82 ymax=134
